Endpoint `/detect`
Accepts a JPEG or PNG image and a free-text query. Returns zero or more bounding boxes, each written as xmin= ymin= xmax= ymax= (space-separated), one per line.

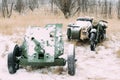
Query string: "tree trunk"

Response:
xmin=108 ymin=1 xmax=112 ymax=18
xmin=118 ymin=0 xmax=120 ymax=19
xmin=2 ymin=0 xmax=13 ymax=18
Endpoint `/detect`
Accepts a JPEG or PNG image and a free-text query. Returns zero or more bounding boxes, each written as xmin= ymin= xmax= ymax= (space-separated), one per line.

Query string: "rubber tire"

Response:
xmin=67 ymin=44 xmax=75 ymax=76
xmin=90 ymin=33 xmax=96 ymax=51
xmin=67 ymin=36 xmax=71 ymax=40
xmin=67 ymin=28 xmax=71 ymax=40
xmin=14 ymin=45 xmax=21 ymax=57
xmin=97 ymin=34 xmax=101 ymax=43
xmin=90 ymin=41 xmax=95 ymax=51
xmin=79 ymin=30 xmax=81 ymax=40
xmin=8 ymin=53 xmax=17 ymax=74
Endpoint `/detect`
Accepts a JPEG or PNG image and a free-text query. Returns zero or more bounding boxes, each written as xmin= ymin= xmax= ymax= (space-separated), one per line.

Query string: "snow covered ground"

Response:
xmin=0 ymin=32 xmax=120 ymax=80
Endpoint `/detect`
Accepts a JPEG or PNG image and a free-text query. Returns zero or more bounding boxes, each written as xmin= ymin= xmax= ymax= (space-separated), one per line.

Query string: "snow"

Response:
xmin=0 ymin=32 xmax=120 ymax=80
xmin=76 ymin=21 xmax=92 ymax=28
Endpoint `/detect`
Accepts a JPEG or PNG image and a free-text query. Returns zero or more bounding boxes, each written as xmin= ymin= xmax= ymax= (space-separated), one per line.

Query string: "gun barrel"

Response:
xmin=31 ymin=37 xmax=40 ymax=46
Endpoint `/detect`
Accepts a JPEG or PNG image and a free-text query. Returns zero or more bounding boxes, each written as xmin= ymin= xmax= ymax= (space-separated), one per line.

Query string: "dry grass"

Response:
xmin=0 ymin=10 xmax=76 ymax=35
xmin=0 ymin=9 xmax=120 ymax=35
xmin=107 ymin=19 xmax=120 ymax=33
xmin=52 ymin=66 xmax=65 ymax=75
xmin=116 ymin=49 xmax=120 ymax=58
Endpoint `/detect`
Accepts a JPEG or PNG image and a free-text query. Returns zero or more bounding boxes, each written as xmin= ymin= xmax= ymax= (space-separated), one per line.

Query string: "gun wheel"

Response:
xmin=14 ymin=45 xmax=21 ymax=57
xmin=8 ymin=45 xmax=20 ymax=74
xmin=67 ymin=44 xmax=75 ymax=76
xmin=8 ymin=52 xmax=17 ymax=74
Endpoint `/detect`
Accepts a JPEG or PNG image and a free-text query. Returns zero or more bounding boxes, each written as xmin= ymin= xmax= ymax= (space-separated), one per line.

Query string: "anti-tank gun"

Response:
xmin=7 ymin=24 xmax=76 ymax=76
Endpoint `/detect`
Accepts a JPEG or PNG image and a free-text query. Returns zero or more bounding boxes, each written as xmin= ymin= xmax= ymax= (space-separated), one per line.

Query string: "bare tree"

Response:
xmin=1 ymin=0 xmax=119 ymax=19
xmin=51 ymin=0 xmax=54 ymax=12
xmin=77 ymin=0 xmax=89 ymax=15
xmin=118 ymin=0 xmax=120 ymax=19
xmin=15 ymin=0 xmax=24 ymax=13
xmin=28 ymin=0 xmax=39 ymax=11
xmin=2 ymin=0 xmax=13 ymax=18
xmin=104 ymin=0 xmax=108 ymax=18
xmin=108 ymin=1 xmax=112 ymax=18
xmin=101 ymin=0 xmax=108 ymax=18
xmin=54 ymin=0 xmax=80 ymax=18
xmin=81 ymin=0 xmax=88 ymax=14
xmin=87 ymin=0 xmax=96 ymax=15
